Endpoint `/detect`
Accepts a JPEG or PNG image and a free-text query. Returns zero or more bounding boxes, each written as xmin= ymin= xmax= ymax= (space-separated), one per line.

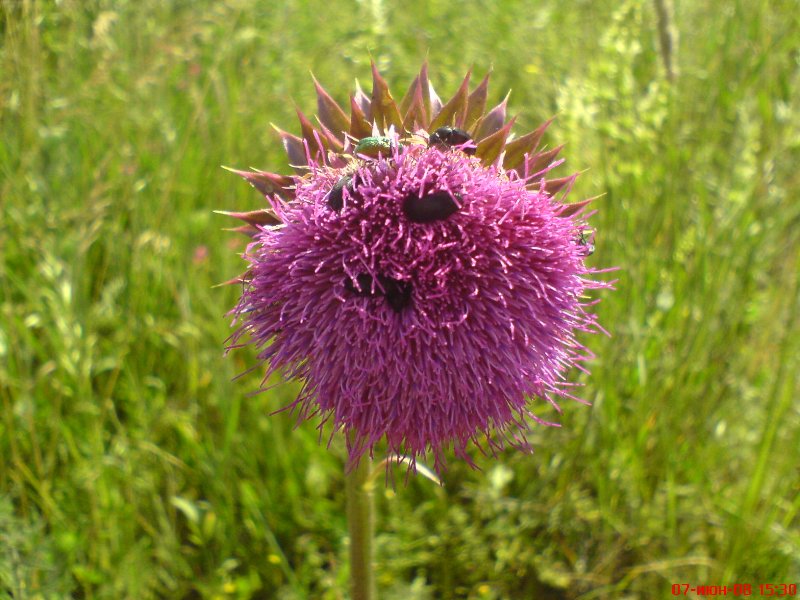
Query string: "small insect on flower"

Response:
xmin=376 ymin=275 xmax=412 ymax=313
xmin=403 ymin=190 xmax=461 ymax=223
xmin=354 ymin=136 xmax=396 ymax=158
xmin=428 ymin=126 xmax=476 ymax=155
xmin=578 ymin=229 xmax=596 ymax=256
xmin=326 ymin=174 xmax=358 ymax=212
xmin=344 ymin=273 xmax=413 ymax=313
xmin=222 ymin=62 xmax=611 ymax=474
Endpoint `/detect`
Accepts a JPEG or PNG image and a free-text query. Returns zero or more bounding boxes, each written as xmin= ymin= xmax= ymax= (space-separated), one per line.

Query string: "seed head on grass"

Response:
xmin=222 ymin=63 xmax=611 ymax=474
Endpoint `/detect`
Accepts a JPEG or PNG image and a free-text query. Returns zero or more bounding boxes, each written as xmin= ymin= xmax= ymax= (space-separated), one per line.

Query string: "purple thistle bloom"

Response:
xmin=224 ymin=64 xmax=610 ymax=473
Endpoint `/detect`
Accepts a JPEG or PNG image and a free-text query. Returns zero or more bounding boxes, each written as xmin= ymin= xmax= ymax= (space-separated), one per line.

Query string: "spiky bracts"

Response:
xmin=223 ymin=63 xmax=609 ymax=473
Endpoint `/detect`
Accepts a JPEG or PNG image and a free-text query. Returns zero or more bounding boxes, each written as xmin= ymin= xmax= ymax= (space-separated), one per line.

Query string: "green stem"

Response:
xmin=346 ymin=456 xmax=375 ymax=600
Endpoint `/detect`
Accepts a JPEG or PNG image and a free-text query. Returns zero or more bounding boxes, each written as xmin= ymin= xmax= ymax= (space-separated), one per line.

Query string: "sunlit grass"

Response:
xmin=1 ymin=0 xmax=798 ymax=598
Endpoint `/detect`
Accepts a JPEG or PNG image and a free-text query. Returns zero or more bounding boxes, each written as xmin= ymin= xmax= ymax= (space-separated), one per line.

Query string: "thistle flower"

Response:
xmin=223 ymin=63 xmax=609 ymax=473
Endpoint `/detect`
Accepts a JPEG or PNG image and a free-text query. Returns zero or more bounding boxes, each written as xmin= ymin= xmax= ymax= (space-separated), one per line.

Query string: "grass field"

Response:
xmin=1 ymin=0 xmax=799 ymax=598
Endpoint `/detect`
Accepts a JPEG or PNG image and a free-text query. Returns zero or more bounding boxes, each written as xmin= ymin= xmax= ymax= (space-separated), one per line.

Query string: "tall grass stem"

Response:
xmin=653 ymin=0 xmax=676 ymax=81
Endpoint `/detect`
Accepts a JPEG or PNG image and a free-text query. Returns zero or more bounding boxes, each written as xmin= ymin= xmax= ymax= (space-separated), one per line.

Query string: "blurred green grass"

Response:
xmin=1 ymin=0 xmax=798 ymax=598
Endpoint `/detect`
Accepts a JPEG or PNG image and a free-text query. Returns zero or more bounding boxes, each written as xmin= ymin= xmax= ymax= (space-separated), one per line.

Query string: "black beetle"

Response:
xmin=326 ymin=174 xmax=359 ymax=211
xmin=428 ymin=126 xmax=476 ymax=155
xmin=344 ymin=273 xmax=412 ymax=313
xmin=403 ymin=190 xmax=460 ymax=223
xmin=377 ymin=275 xmax=413 ymax=313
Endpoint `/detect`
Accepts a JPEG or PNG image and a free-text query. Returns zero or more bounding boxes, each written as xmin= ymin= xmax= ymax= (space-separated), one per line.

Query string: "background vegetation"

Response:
xmin=1 ymin=0 xmax=798 ymax=598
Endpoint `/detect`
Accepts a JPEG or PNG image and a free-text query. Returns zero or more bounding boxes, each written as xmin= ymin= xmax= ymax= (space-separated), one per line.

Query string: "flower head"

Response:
xmin=223 ymin=64 xmax=609 ymax=472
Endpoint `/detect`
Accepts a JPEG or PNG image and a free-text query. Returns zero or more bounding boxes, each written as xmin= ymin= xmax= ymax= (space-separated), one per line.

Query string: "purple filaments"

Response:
xmin=230 ymin=140 xmax=606 ymax=473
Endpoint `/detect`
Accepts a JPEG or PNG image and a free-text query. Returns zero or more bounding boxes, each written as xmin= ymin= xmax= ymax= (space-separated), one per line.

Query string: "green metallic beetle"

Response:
xmin=354 ymin=136 xmax=396 ymax=158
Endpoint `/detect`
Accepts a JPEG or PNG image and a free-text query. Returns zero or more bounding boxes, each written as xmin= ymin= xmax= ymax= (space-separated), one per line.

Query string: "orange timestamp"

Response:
xmin=671 ymin=583 xmax=798 ymax=597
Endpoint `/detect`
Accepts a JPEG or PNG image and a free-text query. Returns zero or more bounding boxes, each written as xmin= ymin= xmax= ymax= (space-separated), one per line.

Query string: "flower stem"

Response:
xmin=346 ymin=456 xmax=376 ymax=600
